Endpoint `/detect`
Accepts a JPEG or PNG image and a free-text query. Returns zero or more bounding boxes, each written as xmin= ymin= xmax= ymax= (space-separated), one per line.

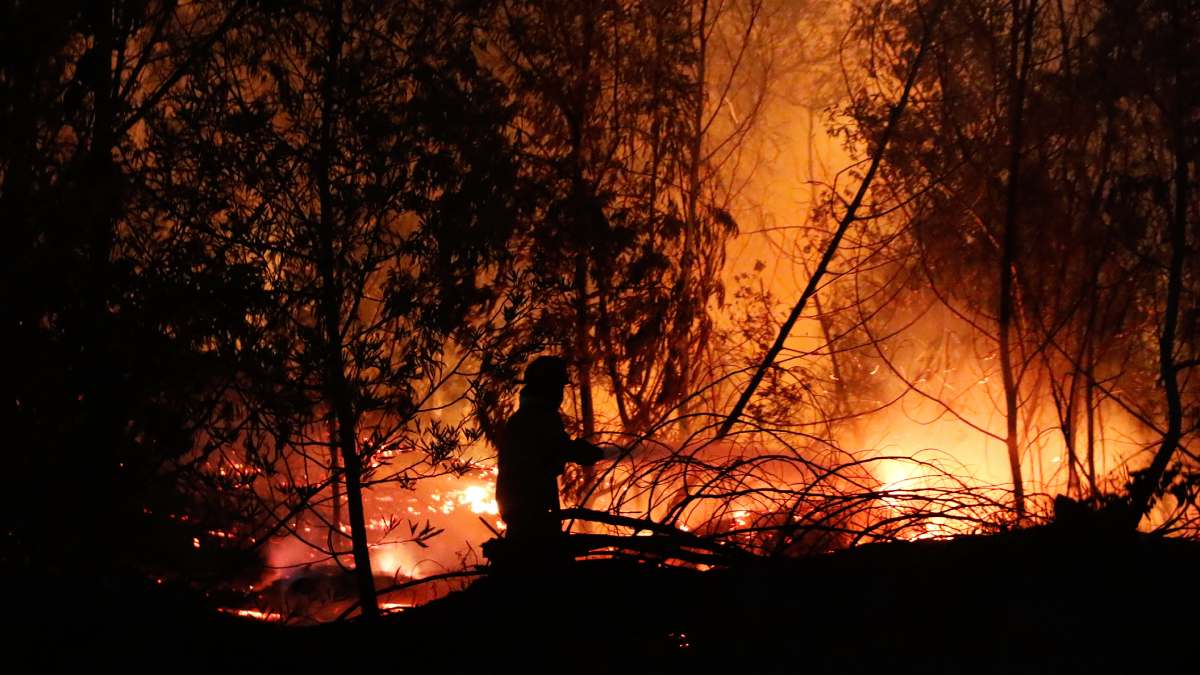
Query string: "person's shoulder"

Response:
xmin=498 ymin=407 xmax=531 ymax=438
xmin=504 ymin=405 xmax=538 ymax=430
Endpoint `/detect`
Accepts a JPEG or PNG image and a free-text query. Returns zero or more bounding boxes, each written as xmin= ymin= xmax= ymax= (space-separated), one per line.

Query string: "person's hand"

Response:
xmin=601 ymin=444 xmax=622 ymax=461
xmin=571 ymin=438 xmax=604 ymax=465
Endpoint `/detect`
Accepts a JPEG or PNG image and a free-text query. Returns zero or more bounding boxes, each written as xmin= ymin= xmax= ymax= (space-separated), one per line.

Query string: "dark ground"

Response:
xmin=16 ymin=522 xmax=1200 ymax=674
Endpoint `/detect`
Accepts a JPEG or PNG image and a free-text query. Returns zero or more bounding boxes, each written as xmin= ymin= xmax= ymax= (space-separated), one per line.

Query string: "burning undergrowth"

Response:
xmin=197 ymin=420 xmax=1013 ymax=622
xmin=188 ymin=399 xmax=1190 ymax=626
xmin=574 ymin=425 xmax=1014 ymax=554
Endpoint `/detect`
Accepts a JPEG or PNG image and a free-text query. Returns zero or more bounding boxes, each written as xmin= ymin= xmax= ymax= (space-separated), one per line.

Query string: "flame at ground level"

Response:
xmin=228 ymin=394 xmax=1163 ymax=624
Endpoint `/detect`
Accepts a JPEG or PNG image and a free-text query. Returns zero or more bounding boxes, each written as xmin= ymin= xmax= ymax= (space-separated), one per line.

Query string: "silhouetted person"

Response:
xmin=494 ymin=356 xmax=610 ymax=568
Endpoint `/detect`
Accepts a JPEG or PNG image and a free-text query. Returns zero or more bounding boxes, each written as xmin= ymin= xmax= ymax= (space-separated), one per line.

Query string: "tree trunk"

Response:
xmin=75 ymin=0 xmax=120 ymax=580
xmin=567 ymin=9 xmax=597 ymax=440
xmin=329 ymin=397 xmax=379 ymax=618
xmin=574 ymin=250 xmax=596 ymax=439
xmin=316 ymin=0 xmax=378 ymax=619
xmin=1068 ymin=375 xmax=1083 ymax=498
xmin=808 ymin=103 xmax=846 ymax=419
xmin=1084 ymin=348 xmax=1099 ymax=500
xmin=597 ymin=290 xmax=632 ymax=431
xmin=997 ymin=0 xmax=1037 ymax=521
xmin=670 ymin=0 xmax=709 ymax=434
xmin=328 ymin=415 xmax=343 ymax=537
xmin=1129 ymin=1 xmax=1189 ymax=525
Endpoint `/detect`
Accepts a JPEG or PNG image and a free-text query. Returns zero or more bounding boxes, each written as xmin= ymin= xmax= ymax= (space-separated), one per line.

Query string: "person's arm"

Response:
xmin=565 ymin=438 xmax=604 ymax=466
xmin=541 ymin=411 xmax=611 ymax=467
xmin=535 ymin=412 xmax=581 ymax=474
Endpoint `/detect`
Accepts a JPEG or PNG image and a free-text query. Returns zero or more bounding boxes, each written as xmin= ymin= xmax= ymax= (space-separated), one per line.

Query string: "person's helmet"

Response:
xmin=522 ymin=356 xmax=570 ymax=389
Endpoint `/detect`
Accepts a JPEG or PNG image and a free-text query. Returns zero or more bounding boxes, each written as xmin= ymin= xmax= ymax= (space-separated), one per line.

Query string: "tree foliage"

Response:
xmin=835 ymin=0 xmax=1200 ymax=525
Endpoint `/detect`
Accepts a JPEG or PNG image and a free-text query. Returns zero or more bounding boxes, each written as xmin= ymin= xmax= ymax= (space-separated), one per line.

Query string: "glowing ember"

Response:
xmin=455 ymin=485 xmax=498 ymax=515
xmin=219 ymin=607 xmax=282 ymax=622
xmin=731 ymin=510 xmax=750 ymax=528
xmin=426 ymin=480 xmax=499 ymax=516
